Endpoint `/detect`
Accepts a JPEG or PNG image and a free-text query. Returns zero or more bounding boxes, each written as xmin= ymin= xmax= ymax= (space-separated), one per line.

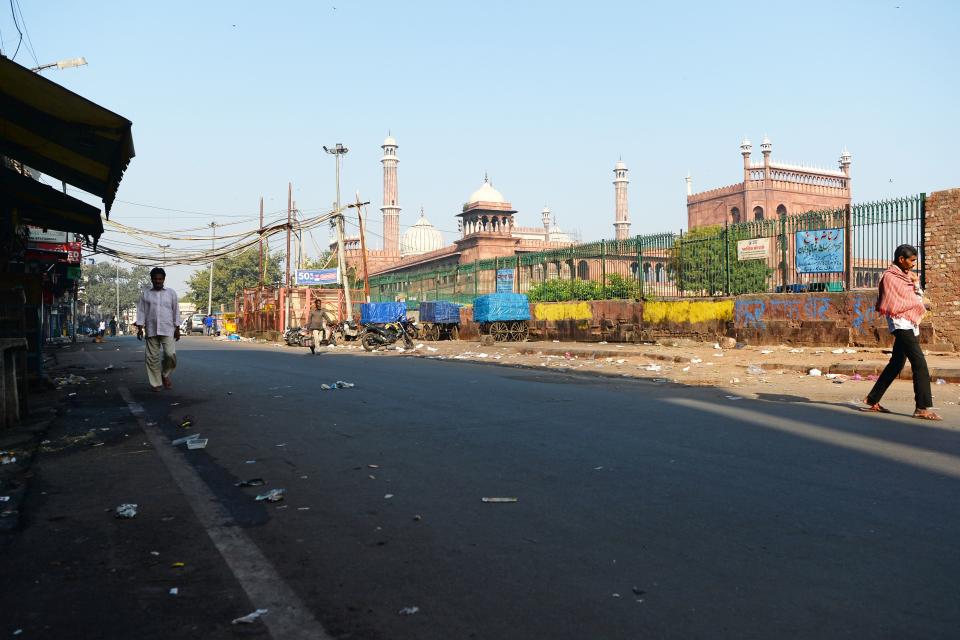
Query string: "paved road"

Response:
xmin=54 ymin=337 xmax=960 ymax=637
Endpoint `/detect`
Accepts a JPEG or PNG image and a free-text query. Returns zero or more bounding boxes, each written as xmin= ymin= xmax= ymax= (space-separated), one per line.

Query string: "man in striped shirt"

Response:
xmin=134 ymin=267 xmax=181 ymax=391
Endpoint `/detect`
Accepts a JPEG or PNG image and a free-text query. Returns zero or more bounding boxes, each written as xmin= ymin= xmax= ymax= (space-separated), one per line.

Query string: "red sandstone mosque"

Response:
xmin=340 ymin=134 xmax=851 ymax=282
xmin=687 ymin=136 xmax=851 ymax=228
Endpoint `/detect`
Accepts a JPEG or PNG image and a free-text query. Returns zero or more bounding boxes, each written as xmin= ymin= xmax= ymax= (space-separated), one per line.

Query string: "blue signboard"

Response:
xmin=295 ymin=268 xmax=339 ymax=285
xmin=496 ymin=269 xmax=514 ymax=293
xmin=795 ymin=228 xmax=844 ymax=274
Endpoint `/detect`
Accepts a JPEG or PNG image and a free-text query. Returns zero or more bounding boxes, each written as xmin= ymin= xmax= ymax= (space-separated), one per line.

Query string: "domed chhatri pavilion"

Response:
xmin=340 ymin=135 xmax=584 ymax=282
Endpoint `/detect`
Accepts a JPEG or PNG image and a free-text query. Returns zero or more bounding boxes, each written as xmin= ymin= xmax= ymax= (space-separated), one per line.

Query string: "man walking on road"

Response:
xmin=307 ymin=299 xmax=335 ymax=355
xmin=133 ymin=267 xmax=180 ymax=391
xmin=861 ymin=244 xmax=941 ymax=420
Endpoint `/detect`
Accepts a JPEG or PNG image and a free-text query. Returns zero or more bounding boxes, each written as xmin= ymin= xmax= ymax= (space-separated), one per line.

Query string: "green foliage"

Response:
xmin=300 ymin=252 xmax=334 ymax=270
xmin=526 ymin=274 xmax=640 ymax=302
xmin=186 ymin=249 xmax=283 ymax=311
xmin=670 ymin=225 xmax=772 ymax=296
xmin=81 ymin=262 xmax=151 ymax=314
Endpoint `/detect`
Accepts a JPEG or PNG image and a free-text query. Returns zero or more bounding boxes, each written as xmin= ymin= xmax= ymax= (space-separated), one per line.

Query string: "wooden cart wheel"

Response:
xmin=490 ymin=321 xmax=509 ymax=342
xmin=510 ymin=321 xmax=528 ymax=342
xmin=449 ymin=325 xmax=459 ymax=341
xmin=418 ymin=324 xmax=430 ymax=340
xmin=430 ymin=324 xmax=441 ymax=341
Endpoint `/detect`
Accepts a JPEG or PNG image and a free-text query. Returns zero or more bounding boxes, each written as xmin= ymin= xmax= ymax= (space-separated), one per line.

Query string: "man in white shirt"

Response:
xmin=134 ymin=267 xmax=181 ymax=391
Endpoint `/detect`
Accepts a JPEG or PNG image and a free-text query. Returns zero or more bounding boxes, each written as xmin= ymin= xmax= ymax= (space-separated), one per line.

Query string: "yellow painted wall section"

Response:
xmin=534 ymin=302 xmax=594 ymax=321
xmin=643 ymin=300 xmax=734 ymax=325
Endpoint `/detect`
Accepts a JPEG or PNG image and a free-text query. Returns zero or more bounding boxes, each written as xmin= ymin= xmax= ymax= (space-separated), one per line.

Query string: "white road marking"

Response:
xmin=118 ymin=386 xmax=332 ymax=640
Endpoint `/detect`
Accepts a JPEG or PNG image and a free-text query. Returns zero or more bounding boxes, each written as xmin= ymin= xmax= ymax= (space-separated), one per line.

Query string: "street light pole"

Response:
xmin=30 ymin=57 xmax=87 ymax=73
xmin=207 ymin=222 xmax=217 ymax=314
xmin=323 ymin=143 xmax=352 ymax=320
xmin=114 ymin=258 xmax=120 ymax=325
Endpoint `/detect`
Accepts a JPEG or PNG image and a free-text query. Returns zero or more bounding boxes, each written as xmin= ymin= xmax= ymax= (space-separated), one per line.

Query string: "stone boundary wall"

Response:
xmin=924 ymin=188 xmax=960 ymax=350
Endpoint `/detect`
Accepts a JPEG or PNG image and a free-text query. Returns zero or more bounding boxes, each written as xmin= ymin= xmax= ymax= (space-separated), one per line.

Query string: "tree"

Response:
xmin=82 ymin=262 xmax=151 ymax=315
xmin=186 ymin=248 xmax=283 ymax=311
xmin=670 ymin=225 xmax=772 ymax=296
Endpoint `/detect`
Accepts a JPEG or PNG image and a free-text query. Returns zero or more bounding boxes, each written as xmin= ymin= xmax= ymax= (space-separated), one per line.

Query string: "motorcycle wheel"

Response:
xmin=361 ymin=333 xmax=380 ymax=352
xmin=403 ymin=333 xmax=415 ymax=349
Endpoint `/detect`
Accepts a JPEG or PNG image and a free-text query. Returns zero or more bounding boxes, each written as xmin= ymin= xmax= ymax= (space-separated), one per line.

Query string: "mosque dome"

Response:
xmin=468 ymin=176 xmax=506 ymax=204
xmin=383 ymin=134 xmax=397 ymax=147
xmin=400 ymin=209 xmax=444 ymax=257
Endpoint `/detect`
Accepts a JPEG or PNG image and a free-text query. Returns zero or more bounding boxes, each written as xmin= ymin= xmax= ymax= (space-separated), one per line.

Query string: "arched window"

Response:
xmin=643 ymin=262 xmax=652 ymax=282
xmin=546 ymin=262 xmax=559 ymax=278
xmin=753 ymin=206 xmax=764 ymax=221
xmin=776 ymin=204 xmax=787 ymax=217
xmin=577 ymin=260 xmax=590 ymax=280
xmin=731 ymin=207 xmax=741 ymax=224
xmin=655 ymin=263 xmax=665 ymax=283
xmin=630 ymin=262 xmax=639 ymax=278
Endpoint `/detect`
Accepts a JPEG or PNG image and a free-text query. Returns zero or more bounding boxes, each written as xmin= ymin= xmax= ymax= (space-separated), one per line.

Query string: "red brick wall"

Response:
xmin=924 ymin=188 xmax=960 ymax=350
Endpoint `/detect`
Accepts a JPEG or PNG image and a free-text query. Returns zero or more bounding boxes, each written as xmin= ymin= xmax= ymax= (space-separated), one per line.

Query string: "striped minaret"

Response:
xmin=381 ymin=133 xmax=400 ymax=254
xmin=613 ymin=158 xmax=630 ymax=240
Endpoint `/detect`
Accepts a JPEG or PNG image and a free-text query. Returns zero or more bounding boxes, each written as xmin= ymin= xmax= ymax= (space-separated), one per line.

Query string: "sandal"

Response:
xmin=859 ymin=404 xmax=891 ymax=413
xmin=150 ymin=386 xmax=162 ymax=392
xmin=162 ymin=376 xmax=173 ymax=389
xmin=913 ymin=410 xmax=943 ymax=421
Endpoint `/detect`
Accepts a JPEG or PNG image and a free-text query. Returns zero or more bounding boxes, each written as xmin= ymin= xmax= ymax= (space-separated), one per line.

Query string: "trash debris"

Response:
xmin=725 ymin=395 xmax=743 ymax=401
xmin=1 ymin=453 xmax=17 ymax=465
xmin=644 ymin=364 xmax=662 ymax=372
xmin=384 ymin=494 xmax=394 ymax=499
xmin=612 ymin=593 xmax=621 ymax=598
xmin=297 ymin=507 xmax=310 ymax=511
xmin=747 ymin=364 xmax=764 ymax=375
xmin=255 ymin=489 xmax=286 ymax=502
xmin=844 ymin=348 xmax=857 ymax=353
xmin=426 ymin=346 xmax=438 ymax=352
xmin=851 ymin=373 xmax=863 ymax=381
xmin=115 ymin=503 xmax=138 ymax=518
xmin=104 ymin=364 xmax=114 ymax=371
xmin=788 ymin=348 xmax=804 ymax=353
xmin=245 ymin=460 xmax=257 ymax=464
xmin=169 ymin=588 xmax=179 ymax=596
xmin=171 ymin=434 xmax=201 ymax=446
xmin=171 ymin=562 xmax=185 ymax=568
xmin=936 ymin=378 xmax=946 ymax=385
xmin=150 ymin=551 xmax=160 ymax=556
xmin=398 ymin=606 xmax=420 ymax=616
xmin=808 ymin=368 xmax=823 ymax=377
xmin=481 ymin=497 xmax=518 ymax=503
xmin=730 ymin=377 xmax=740 ymax=384
xmin=321 ymin=380 xmax=356 ymax=390
xmin=759 ymin=350 xmax=774 ymax=354
xmin=235 ymin=478 xmax=266 ymax=488
xmin=179 ymin=416 xmax=193 ymax=428
xmin=232 ymin=608 xmax=268 ymax=624
xmin=690 ymin=357 xmax=702 ymax=364
xmin=866 ymin=374 xmax=879 ymax=381
xmin=681 ymin=366 xmax=690 ymax=372
xmin=186 ymin=438 xmax=208 ymax=450
xmin=831 ymin=348 xmax=845 ymax=354
xmin=652 ymin=377 xmax=668 ymax=383
xmin=368 ymin=464 xmax=380 ymax=469
xmin=0 ymin=496 xmax=10 ymax=502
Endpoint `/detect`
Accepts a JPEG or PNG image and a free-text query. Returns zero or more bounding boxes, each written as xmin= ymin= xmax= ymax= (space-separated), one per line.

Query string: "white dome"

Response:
xmin=400 ymin=210 xmax=444 ymax=257
xmin=615 ymin=159 xmax=626 ymax=170
xmin=383 ymin=134 xmax=397 ymax=147
xmin=468 ymin=177 xmax=506 ymax=204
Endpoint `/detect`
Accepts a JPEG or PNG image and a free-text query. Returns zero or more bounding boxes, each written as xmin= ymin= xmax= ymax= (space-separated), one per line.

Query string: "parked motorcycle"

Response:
xmin=284 ymin=326 xmax=308 ymax=347
xmin=360 ymin=318 xmax=418 ymax=352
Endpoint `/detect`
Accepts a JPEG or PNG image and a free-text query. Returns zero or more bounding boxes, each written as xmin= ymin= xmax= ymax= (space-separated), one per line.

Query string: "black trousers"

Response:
xmin=866 ymin=329 xmax=932 ymax=409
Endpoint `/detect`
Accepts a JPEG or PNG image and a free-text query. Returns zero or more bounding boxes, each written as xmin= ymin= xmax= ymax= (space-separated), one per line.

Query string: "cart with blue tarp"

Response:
xmin=360 ymin=302 xmax=407 ymax=325
xmin=473 ymin=293 xmax=530 ymax=342
xmin=418 ymin=301 xmax=462 ymax=341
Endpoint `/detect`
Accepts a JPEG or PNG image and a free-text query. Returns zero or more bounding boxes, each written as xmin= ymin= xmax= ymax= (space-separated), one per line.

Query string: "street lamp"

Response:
xmin=323 ymin=143 xmax=352 ymax=319
xmin=207 ymin=222 xmax=217 ymax=315
xmin=113 ymin=258 xmax=121 ymax=326
xmin=30 ymin=56 xmax=88 ymax=73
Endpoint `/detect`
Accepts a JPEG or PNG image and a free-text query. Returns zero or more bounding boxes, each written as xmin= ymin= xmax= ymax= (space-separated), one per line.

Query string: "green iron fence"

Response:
xmin=366 ymin=194 xmax=924 ymax=304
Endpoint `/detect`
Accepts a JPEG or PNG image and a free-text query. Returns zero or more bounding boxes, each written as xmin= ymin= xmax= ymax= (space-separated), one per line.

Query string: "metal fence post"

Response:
xmin=600 ymin=239 xmax=607 ymax=296
xmin=724 ymin=223 xmax=731 ymax=296
xmin=637 ymin=236 xmax=644 ymax=299
xmin=844 ymin=203 xmax=853 ymax=291
xmin=779 ymin=214 xmax=788 ymax=291
xmin=919 ymin=193 xmax=927 ymax=289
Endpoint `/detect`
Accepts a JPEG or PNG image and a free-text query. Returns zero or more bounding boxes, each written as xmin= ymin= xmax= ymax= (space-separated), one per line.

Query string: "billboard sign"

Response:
xmin=496 ymin=269 xmax=515 ymax=293
xmin=27 ymin=226 xmax=69 ymax=243
xmin=736 ymin=237 xmax=772 ymax=261
xmin=795 ymin=228 xmax=844 ymax=274
xmin=295 ymin=268 xmax=339 ymax=286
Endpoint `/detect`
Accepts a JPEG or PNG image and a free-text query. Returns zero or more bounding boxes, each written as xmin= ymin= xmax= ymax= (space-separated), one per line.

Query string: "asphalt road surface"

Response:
xmin=77 ymin=336 xmax=960 ymax=638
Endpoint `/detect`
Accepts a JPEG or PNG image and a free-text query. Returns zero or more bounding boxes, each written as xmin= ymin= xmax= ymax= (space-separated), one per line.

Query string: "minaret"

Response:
xmin=740 ymin=137 xmax=753 ymax=182
xmin=839 ymin=147 xmax=852 ymax=178
xmin=760 ymin=135 xmax=772 ymax=180
xmin=381 ymin=133 xmax=400 ymax=254
xmin=541 ymin=205 xmax=551 ymax=239
xmin=685 ymin=172 xmax=692 ymax=197
xmin=612 ymin=159 xmax=630 ymax=240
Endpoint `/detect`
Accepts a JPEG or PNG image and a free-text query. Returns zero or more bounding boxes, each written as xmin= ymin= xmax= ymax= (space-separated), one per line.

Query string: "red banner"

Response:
xmin=26 ymin=241 xmax=82 ymax=264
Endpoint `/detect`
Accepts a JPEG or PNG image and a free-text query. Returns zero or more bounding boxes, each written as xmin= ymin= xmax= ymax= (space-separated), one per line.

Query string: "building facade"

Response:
xmin=687 ymin=137 xmax=851 ymax=228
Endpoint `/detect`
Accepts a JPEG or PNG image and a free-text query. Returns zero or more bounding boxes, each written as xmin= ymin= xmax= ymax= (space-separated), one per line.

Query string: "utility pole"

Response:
xmin=285 ymin=182 xmax=292 ymax=330
xmin=115 ymin=258 xmax=120 ymax=323
xmin=207 ymin=222 xmax=217 ymax=314
xmin=159 ymin=244 xmax=170 ymax=266
xmin=323 ymin=144 xmax=352 ymax=320
xmin=258 ymin=196 xmax=264 ymax=287
xmin=348 ymin=192 xmax=372 ymax=303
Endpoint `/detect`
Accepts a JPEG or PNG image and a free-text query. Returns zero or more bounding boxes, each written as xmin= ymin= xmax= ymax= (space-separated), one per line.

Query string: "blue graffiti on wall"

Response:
xmin=735 ymin=299 xmax=767 ymax=330
xmin=769 ymin=298 xmax=802 ymax=320
xmin=804 ymin=297 xmax=830 ymax=321
xmin=851 ymin=295 xmax=878 ymax=332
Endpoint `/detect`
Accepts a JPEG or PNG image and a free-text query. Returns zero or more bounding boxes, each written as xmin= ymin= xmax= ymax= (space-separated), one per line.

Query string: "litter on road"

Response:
xmin=255 ymin=489 xmax=286 ymax=502
xmin=482 ymin=497 xmax=518 ymax=503
xmin=171 ymin=434 xmax=201 ymax=446
xmin=232 ymin=609 xmax=268 ymax=624
xmin=808 ymin=368 xmax=823 ymax=376
xmin=235 ymin=478 xmax=266 ymax=488
xmin=114 ymin=503 xmax=138 ymax=518
xmin=169 ymin=588 xmax=179 ymax=596
xmin=398 ymin=606 xmax=420 ymax=616
xmin=186 ymin=438 xmax=208 ymax=450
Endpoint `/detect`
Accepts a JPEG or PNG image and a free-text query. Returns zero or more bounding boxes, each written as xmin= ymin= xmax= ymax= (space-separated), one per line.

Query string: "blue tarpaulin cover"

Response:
xmin=360 ymin=302 xmax=407 ymax=324
xmin=419 ymin=301 xmax=461 ymax=324
xmin=472 ymin=293 xmax=530 ymax=323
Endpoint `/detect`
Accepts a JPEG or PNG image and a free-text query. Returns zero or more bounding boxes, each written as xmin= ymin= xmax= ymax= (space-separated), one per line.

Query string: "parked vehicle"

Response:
xmin=284 ymin=326 xmax=307 ymax=347
xmin=474 ymin=293 xmax=530 ymax=342
xmin=418 ymin=301 xmax=462 ymax=341
xmin=332 ymin=319 xmax=360 ymax=343
xmin=190 ymin=313 xmax=206 ymax=334
xmin=360 ymin=318 xmax=418 ymax=352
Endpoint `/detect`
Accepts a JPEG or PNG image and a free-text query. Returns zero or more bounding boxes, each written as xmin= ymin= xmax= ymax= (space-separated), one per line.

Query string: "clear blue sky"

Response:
xmin=4 ymin=0 xmax=958 ymax=293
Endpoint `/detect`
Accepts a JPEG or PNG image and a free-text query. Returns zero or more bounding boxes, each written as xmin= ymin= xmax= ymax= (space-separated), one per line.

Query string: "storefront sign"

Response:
xmin=295 ymin=268 xmax=339 ymax=285
xmin=27 ymin=226 xmax=69 ymax=243
xmin=496 ymin=269 xmax=515 ymax=293
xmin=737 ymin=237 xmax=772 ymax=261
xmin=796 ymin=228 xmax=844 ymax=273
xmin=26 ymin=241 xmax=82 ymax=264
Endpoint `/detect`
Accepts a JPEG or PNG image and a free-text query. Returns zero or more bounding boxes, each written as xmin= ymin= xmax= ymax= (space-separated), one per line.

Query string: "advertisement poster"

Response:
xmin=496 ymin=269 xmax=515 ymax=293
xmin=26 ymin=241 xmax=82 ymax=264
xmin=795 ymin=228 xmax=844 ymax=274
xmin=736 ymin=237 xmax=772 ymax=261
xmin=295 ymin=268 xmax=339 ymax=286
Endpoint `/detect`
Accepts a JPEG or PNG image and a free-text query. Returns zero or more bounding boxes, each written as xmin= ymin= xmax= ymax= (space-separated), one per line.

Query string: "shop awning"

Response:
xmin=2 ymin=165 xmax=102 ymax=238
xmin=0 ymin=55 xmax=134 ymax=216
